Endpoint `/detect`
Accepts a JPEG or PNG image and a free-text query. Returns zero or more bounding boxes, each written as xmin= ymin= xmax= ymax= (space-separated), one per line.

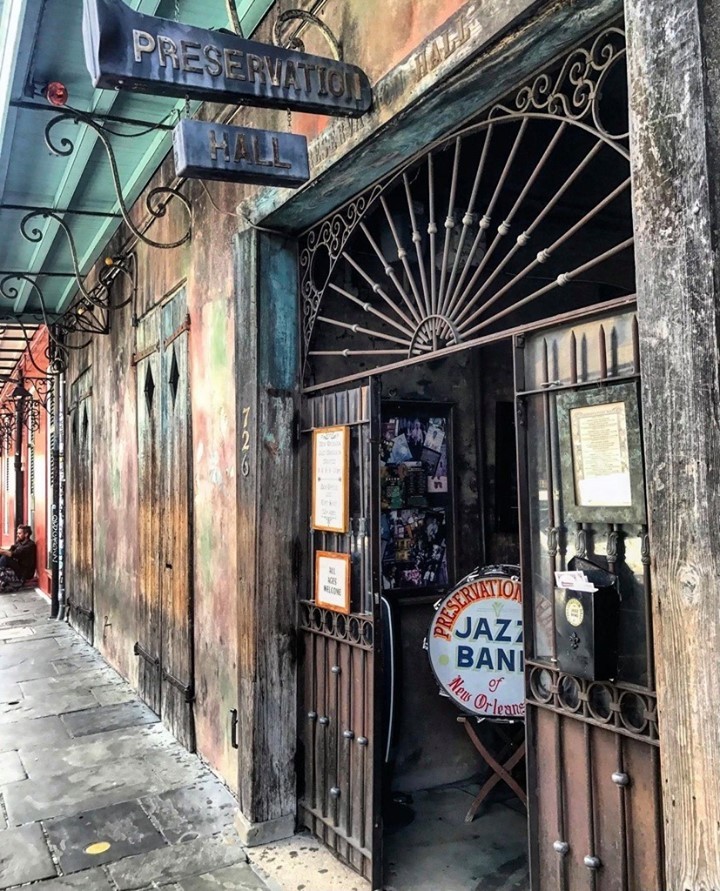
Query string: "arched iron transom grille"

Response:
xmin=300 ymin=25 xmax=633 ymax=388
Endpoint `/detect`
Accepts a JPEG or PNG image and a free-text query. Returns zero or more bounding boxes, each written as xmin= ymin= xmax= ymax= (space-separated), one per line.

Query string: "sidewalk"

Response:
xmin=0 ymin=590 xmax=524 ymax=891
xmin=0 ymin=589 xmax=268 ymax=891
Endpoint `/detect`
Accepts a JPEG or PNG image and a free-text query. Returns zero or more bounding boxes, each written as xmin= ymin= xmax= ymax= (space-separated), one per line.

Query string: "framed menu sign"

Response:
xmin=570 ymin=401 xmax=632 ymax=508
xmin=315 ymin=551 xmax=351 ymax=614
xmin=312 ymin=425 xmax=350 ymax=532
xmin=557 ymin=382 xmax=646 ymax=525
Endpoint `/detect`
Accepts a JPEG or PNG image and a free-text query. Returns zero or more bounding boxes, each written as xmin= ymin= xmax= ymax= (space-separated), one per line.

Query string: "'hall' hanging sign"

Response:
xmin=173 ymin=119 xmax=310 ymax=187
xmin=82 ymin=0 xmax=372 ymax=117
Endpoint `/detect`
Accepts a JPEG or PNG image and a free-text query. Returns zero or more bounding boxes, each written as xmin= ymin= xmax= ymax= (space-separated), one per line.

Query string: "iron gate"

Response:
xmin=516 ymin=309 xmax=664 ymax=890
xmin=298 ymin=382 xmax=384 ymax=889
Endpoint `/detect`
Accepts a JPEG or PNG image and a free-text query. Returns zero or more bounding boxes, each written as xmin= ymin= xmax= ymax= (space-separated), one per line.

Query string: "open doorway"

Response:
xmin=378 ymin=341 xmax=527 ymax=891
xmin=295 ymin=23 xmax=663 ymax=890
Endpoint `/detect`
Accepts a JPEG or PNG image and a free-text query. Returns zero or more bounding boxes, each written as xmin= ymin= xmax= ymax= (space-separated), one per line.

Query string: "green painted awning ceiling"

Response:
xmin=0 ymin=0 xmax=272 ymax=320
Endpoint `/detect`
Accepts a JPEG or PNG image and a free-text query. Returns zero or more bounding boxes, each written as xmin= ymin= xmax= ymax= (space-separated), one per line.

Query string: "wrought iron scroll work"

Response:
xmin=19 ymin=396 xmax=41 ymax=435
xmin=490 ymin=26 xmax=628 ymax=142
xmin=0 ymin=411 xmax=14 ymax=453
xmin=300 ymin=24 xmax=631 ymax=383
xmin=20 ymin=376 xmax=53 ymax=412
xmin=272 ymin=9 xmax=342 ymax=60
xmin=44 ymin=110 xmax=191 ymax=250
xmin=527 ymin=664 xmax=659 ymax=746
xmin=299 ymin=601 xmax=374 ymax=650
xmin=300 ymin=184 xmax=384 ymax=354
xmin=0 ymin=388 xmax=40 ymax=437
xmin=0 ymin=274 xmax=108 ymax=376
xmin=20 ymin=211 xmax=108 ymax=309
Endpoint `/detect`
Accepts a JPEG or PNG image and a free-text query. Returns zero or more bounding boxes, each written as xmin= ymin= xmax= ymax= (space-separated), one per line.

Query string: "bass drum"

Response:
xmin=425 ymin=564 xmax=525 ymax=718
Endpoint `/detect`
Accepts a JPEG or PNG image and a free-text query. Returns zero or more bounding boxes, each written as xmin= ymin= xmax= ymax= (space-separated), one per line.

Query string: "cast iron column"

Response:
xmin=13 ymin=389 xmax=23 ymax=531
xmin=50 ymin=335 xmax=61 ymax=617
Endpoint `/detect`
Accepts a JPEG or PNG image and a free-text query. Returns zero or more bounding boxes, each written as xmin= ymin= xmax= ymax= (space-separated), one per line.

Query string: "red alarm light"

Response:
xmin=45 ymin=82 xmax=69 ymax=107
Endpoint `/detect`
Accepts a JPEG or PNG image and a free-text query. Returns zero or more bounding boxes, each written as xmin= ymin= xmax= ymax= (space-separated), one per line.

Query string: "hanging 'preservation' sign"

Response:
xmin=172 ymin=119 xmax=310 ymax=187
xmin=82 ymin=0 xmax=372 ymax=117
xmin=312 ymin=426 xmax=349 ymax=533
xmin=427 ymin=567 xmax=525 ymax=719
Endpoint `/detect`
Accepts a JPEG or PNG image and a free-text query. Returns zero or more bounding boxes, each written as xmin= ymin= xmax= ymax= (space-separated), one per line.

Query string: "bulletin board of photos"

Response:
xmin=380 ymin=403 xmax=454 ymax=591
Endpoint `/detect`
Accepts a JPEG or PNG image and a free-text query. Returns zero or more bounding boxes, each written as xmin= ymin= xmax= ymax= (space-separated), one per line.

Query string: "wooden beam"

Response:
xmin=234 ymin=228 xmax=298 ymax=845
xmin=252 ymin=0 xmax=623 ymax=231
xmin=626 ymin=1 xmax=720 ymax=886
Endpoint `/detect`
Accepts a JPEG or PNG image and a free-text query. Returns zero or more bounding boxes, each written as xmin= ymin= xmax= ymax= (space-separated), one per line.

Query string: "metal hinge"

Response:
xmin=133 ymin=641 xmax=159 ymax=666
xmin=516 ymin=397 xmax=527 ymax=428
xmin=163 ymin=314 xmax=191 ymax=350
xmin=229 ymin=708 xmax=239 ymax=749
xmin=161 ymin=667 xmax=195 ymax=702
xmin=292 ymin=537 xmax=302 ymax=581
xmin=131 ymin=341 xmax=159 ymax=366
xmin=70 ymin=602 xmax=94 ymax=621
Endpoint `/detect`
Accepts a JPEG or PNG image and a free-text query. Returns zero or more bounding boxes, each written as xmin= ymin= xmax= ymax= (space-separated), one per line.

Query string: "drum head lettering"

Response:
xmin=427 ymin=571 xmax=525 ymax=718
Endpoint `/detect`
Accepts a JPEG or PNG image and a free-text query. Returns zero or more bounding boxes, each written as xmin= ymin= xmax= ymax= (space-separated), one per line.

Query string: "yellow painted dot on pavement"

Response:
xmin=84 ymin=842 xmax=111 ymax=855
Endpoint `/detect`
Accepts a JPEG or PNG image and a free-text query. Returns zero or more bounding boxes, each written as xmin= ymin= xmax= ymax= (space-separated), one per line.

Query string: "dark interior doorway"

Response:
xmin=378 ymin=341 xmax=528 ymax=891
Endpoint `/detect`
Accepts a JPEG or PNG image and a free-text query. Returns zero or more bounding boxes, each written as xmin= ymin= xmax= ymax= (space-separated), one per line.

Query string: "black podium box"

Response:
xmin=554 ymin=557 xmax=619 ymax=682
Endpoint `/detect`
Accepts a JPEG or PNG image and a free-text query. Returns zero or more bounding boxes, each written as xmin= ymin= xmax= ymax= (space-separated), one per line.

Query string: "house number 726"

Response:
xmin=241 ymin=406 xmax=251 ymax=476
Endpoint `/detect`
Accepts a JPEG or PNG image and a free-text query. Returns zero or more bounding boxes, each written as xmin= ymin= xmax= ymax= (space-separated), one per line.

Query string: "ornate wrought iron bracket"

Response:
xmin=0 ymin=411 xmax=15 ymax=451
xmin=101 ymin=253 xmax=138 ymax=315
xmin=16 ymin=394 xmax=42 ymax=435
xmin=1 ymin=203 xmax=122 ymax=219
xmin=10 ymin=99 xmax=176 ymax=132
xmin=44 ymin=109 xmax=191 ymax=250
xmin=0 ymin=273 xmax=116 ymax=375
xmin=20 ymin=210 xmax=110 ymax=309
xmin=0 ymin=383 xmax=40 ymax=438
xmin=272 ymin=9 xmax=342 ymax=60
xmin=0 ymin=377 xmax=53 ymax=412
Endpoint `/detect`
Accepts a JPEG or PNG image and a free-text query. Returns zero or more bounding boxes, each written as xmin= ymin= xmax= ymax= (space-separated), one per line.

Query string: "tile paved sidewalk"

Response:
xmin=0 ymin=590 xmax=268 ymax=891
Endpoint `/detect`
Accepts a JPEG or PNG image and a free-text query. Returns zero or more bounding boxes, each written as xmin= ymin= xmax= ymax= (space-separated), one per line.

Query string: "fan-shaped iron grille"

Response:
xmin=300 ymin=25 xmax=633 ymax=388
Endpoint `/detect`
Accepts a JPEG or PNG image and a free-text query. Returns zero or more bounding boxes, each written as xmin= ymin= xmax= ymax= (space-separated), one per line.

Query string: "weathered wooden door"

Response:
xmin=136 ymin=328 xmax=162 ymax=715
xmin=135 ymin=290 xmax=194 ymax=750
xmin=68 ymin=371 xmax=94 ymax=642
xmin=159 ymin=294 xmax=194 ymax=749
xmin=298 ymin=382 xmax=384 ymax=890
xmin=516 ymin=309 xmax=665 ymax=890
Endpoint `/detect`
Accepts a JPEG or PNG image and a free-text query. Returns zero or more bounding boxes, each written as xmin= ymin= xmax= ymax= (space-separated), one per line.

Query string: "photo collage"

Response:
xmin=380 ymin=407 xmax=452 ymax=590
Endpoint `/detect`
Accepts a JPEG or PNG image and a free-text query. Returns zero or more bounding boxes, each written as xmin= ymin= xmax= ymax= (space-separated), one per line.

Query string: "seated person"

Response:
xmin=0 ymin=525 xmax=37 ymax=583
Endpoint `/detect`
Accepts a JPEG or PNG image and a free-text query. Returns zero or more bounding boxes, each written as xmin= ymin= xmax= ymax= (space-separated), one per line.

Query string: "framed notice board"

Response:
xmin=556 ymin=381 xmax=646 ymax=525
xmin=380 ymin=402 xmax=454 ymax=592
xmin=311 ymin=425 xmax=350 ymax=533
